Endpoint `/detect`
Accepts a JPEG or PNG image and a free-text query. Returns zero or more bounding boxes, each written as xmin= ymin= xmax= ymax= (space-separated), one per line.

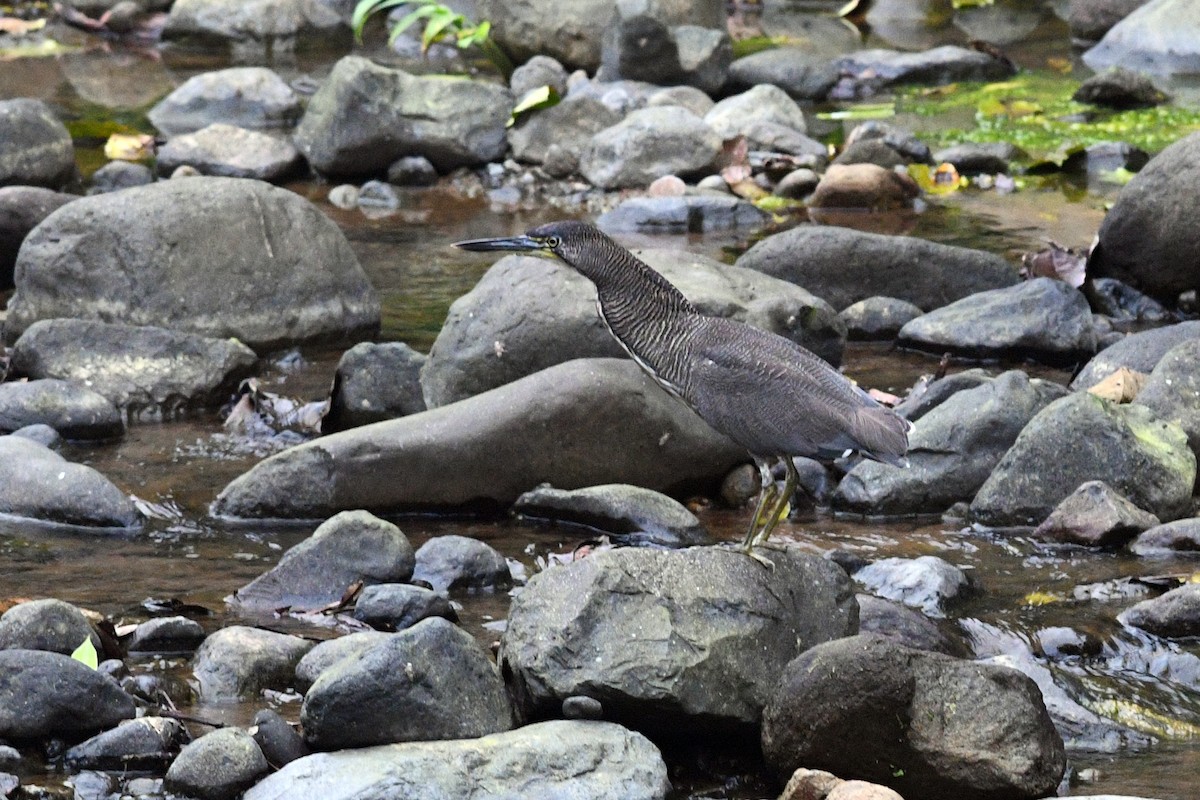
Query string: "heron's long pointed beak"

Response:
xmin=453 ymin=234 xmax=544 ymax=253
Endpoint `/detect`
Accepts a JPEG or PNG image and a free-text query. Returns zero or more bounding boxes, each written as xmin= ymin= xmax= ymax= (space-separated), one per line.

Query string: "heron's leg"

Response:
xmin=741 ymin=459 xmax=778 ymax=550
xmin=752 ymin=457 xmax=798 ymax=549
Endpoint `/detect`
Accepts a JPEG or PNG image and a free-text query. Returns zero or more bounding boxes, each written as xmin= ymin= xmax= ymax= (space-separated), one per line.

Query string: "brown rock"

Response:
xmin=779 ymin=767 xmax=843 ymax=800
xmin=808 ymin=164 xmax=919 ymax=211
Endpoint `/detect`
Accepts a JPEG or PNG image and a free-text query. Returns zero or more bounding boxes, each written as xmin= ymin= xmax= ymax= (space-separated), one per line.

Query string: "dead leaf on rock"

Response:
xmin=104 ymin=132 xmax=155 ymax=161
xmin=1021 ymin=241 xmax=1087 ymax=288
xmin=1087 ymin=367 xmax=1147 ymax=403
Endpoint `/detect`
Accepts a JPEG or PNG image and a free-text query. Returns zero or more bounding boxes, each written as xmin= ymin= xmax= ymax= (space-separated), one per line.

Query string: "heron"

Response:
xmin=455 ymin=220 xmax=910 ymax=560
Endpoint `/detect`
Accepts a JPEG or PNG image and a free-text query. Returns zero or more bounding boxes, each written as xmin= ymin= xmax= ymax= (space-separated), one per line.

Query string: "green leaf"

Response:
xmin=817 ymin=102 xmax=896 ymax=121
xmin=421 ymin=9 xmax=462 ymax=52
xmin=457 ymin=20 xmax=490 ymax=48
xmin=351 ymin=0 xmax=413 ymax=41
xmin=71 ymin=637 xmax=98 ymax=670
xmin=508 ymin=84 xmax=560 ymax=127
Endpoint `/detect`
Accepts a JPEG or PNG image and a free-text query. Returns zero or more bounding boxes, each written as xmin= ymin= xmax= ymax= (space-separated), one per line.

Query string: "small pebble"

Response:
xmin=562 ymin=695 xmax=603 ymax=720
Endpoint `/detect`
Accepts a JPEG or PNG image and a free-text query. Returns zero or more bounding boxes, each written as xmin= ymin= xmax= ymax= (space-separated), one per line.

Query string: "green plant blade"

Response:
xmin=71 ymin=637 xmax=98 ymax=670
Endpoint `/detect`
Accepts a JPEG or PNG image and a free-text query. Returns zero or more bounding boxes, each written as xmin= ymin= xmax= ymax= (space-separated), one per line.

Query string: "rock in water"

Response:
xmin=500 ymin=545 xmax=856 ymax=736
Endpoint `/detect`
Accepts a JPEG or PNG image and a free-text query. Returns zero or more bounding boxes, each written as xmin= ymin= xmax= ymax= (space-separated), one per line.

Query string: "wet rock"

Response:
xmin=845 ymin=121 xmax=932 ymax=165
xmin=294 ymin=631 xmax=392 ymax=692
xmin=412 ymin=535 xmax=511 ymax=592
xmin=88 ymin=161 xmax=153 ymax=194
xmin=323 ymin=342 xmax=426 ymax=433
xmin=837 ymin=371 xmax=1067 ymax=517
xmin=761 ymin=634 xmax=1065 ymax=800
xmin=0 ymin=435 xmax=139 ymax=528
xmin=838 ymin=296 xmax=923 ymax=340
xmin=852 ymin=555 xmax=973 ymax=618
xmin=856 ymin=594 xmax=964 ymax=655
xmin=0 ymin=99 xmax=75 ymax=189
xmin=214 ymin=359 xmax=748 ymax=517
xmin=1134 ymin=337 xmax=1200 ymax=459
xmin=386 ymin=155 xmax=437 ymax=186
xmin=1088 ymin=133 xmax=1200 ymax=302
xmin=1072 ymin=321 xmax=1200 ymax=390
xmin=352 ymin=584 xmax=455 ymax=631
xmin=230 ymin=510 xmax=415 ymax=612
xmin=832 ymin=139 xmax=909 ymax=170
xmin=737 ymin=225 xmax=1017 ymax=313
xmin=891 ymin=369 xmax=992 ymax=421
xmin=774 ymin=167 xmax=820 ymax=199
xmin=301 ymin=618 xmax=512 ymax=749
xmin=165 ymin=727 xmax=269 ymax=800
xmin=155 ymin=124 xmax=301 ymax=182
xmin=933 ymin=141 xmax=1022 ymax=174
xmin=1082 ymin=0 xmax=1200 ymax=76
xmin=147 ymin=67 xmax=302 ymax=136
xmin=1119 ymin=583 xmax=1200 ymax=638
xmin=827 ymin=781 xmax=905 ymax=800
xmin=513 ymin=483 xmax=707 ymax=547
xmin=500 ymin=545 xmax=856 ymax=735
xmin=0 ymin=649 xmax=135 ymax=739
xmin=0 ymin=598 xmax=98 ymax=655
xmin=704 ymin=84 xmax=808 ymax=140
xmin=245 ymin=719 xmax=669 ymax=800
xmin=6 ymin=177 xmax=380 ymax=351
xmin=508 ymin=95 xmax=621 ymax=168
xmin=596 ymin=195 xmax=768 ymax=234
xmin=1069 ymin=0 xmax=1150 ymax=43
xmin=294 ymin=56 xmax=510 ymax=176
xmin=1131 ymin=517 xmax=1200 ymax=555
xmin=192 ymin=626 xmax=312 ymax=700
xmin=163 ymin=0 xmax=343 ymax=42
xmin=423 ymin=251 xmax=844 ymax=407
xmin=580 ymin=106 xmax=721 ymax=190
xmin=126 ymin=616 xmax=206 ymax=653
xmin=779 ymin=768 xmax=843 ymax=800
xmin=809 ymin=163 xmax=920 ymax=210
xmin=1033 ymin=480 xmax=1161 ymax=547
xmin=971 ymin=392 xmax=1196 ymax=525
xmin=251 ymin=709 xmax=308 ymax=769
xmin=67 ymin=769 xmax=114 ymax=799
xmin=1065 ymin=141 xmax=1150 ymax=177
xmin=0 ymin=186 xmax=74 ymax=289
xmin=0 ymin=379 xmax=123 ymax=440
xmin=599 ymin=15 xmax=731 ymax=95
xmin=356 ymin=180 xmax=399 ymax=210
xmin=830 ymin=45 xmax=1016 ymax=99
xmin=1073 ymin=67 xmax=1167 ymax=108
xmin=897 ymin=277 xmax=1095 ymax=365
xmin=10 ymin=319 xmax=257 ymax=417
xmin=510 ymin=55 xmax=569 ymax=100
xmin=726 ymin=47 xmax=839 ymax=99
xmin=65 ymin=717 xmax=184 ymax=771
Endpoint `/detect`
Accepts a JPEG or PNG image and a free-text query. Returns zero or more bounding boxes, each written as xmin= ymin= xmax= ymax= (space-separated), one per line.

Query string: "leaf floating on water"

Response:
xmin=817 ymin=102 xmax=896 ymax=121
xmin=1022 ymin=590 xmax=1065 ymax=606
xmin=71 ymin=637 xmax=98 ymax=670
xmin=1086 ymin=367 xmax=1147 ymax=404
xmin=104 ymin=133 xmax=155 ymax=161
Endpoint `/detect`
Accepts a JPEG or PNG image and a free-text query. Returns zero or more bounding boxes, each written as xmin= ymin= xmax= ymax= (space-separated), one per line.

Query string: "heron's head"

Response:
xmin=453 ymin=220 xmax=601 ymax=267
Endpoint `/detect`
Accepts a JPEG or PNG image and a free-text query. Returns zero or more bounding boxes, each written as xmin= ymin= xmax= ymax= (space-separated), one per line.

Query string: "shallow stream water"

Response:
xmin=2 ymin=4 xmax=1200 ymax=798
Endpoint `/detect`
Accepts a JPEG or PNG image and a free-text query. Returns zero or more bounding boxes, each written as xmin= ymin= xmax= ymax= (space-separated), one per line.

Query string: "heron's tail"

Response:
xmin=852 ymin=406 xmax=912 ymax=468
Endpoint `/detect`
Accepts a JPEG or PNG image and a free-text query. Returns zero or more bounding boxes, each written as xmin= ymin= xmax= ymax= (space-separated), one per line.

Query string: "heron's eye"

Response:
xmin=546 ymin=236 xmax=562 ymax=248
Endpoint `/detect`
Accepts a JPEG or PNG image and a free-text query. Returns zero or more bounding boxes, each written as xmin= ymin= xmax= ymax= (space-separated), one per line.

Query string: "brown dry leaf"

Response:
xmin=104 ymin=132 xmax=155 ymax=161
xmin=0 ymin=17 xmax=47 ymax=35
xmin=1087 ymin=367 xmax=1147 ymax=403
xmin=1021 ymin=241 xmax=1087 ymax=288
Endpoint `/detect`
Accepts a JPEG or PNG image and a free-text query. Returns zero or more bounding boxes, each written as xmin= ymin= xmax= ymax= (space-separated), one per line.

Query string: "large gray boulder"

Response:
xmin=163 ymin=0 xmax=343 ymax=41
xmin=1136 ymin=338 xmax=1200 ymax=458
xmin=0 ymin=378 xmax=123 ymax=440
xmin=499 ymin=545 xmax=857 ymax=735
xmin=229 ymin=510 xmax=415 ymax=612
xmin=1082 ymin=0 xmax=1200 ymax=76
xmin=213 ymin=359 xmax=747 ymax=519
xmin=477 ymin=0 xmax=723 ymax=71
xmin=6 ymin=177 xmax=379 ymax=351
xmin=1071 ymin=321 xmax=1200 ymax=389
xmin=896 ymin=278 xmax=1096 ymax=365
xmin=1118 ymin=583 xmax=1200 ymax=638
xmin=735 ymin=225 xmax=1017 ymax=312
xmin=726 ymin=47 xmax=839 ymax=100
xmin=243 ymin=720 xmax=670 ymax=800
xmin=147 ymin=67 xmax=302 ymax=136
xmin=300 ymin=618 xmax=512 ymax=749
xmin=294 ymin=56 xmax=511 ymax=176
xmin=835 ymin=371 xmax=1067 ymax=516
xmin=1088 ymin=132 xmax=1200 ymax=302
xmin=0 ymin=99 xmax=75 ymax=189
xmin=971 ymin=392 xmax=1196 ymax=525
xmin=761 ymin=635 xmax=1065 ymax=800
xmin=10 ymin=319 xmax=258 ymax=416
xmin=422 ymin=251 xmax=845 ymax=407
xmin=0 ymin=649 xmax=135 ymax=739
xmin=579 ymin=106 xmax=722 ymax=190
xmin=0 ymin=435 xmax=139 ymax=528
xmin=599 ymin=15 xmax=731 ymax=95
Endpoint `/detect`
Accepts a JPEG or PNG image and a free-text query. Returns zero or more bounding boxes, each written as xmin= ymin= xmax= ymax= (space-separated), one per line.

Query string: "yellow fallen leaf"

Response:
xmin=1022 ymin=590 xmax=1064 ymax=606
xmin=104 ymin=132 xmax=155 ymax=161
xmin=1087 ymin=367 xmax=1147 ymax=403
xmin=907 ymin=163 xmax=967 ymax=196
